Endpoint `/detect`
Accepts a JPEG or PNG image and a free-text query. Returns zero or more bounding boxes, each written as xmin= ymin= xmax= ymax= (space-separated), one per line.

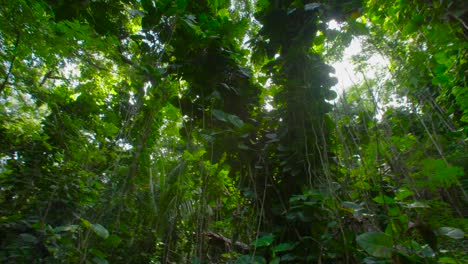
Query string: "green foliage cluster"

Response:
xmin=0 ymin=0 xmax=466 ymax=263
xmin=328 ymin=1 xmax=468 ymax=263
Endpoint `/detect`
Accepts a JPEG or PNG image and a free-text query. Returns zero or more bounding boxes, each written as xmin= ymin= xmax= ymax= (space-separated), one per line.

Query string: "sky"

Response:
xmin=330 ymin=38 xmax=363 ymax=94
xmin=328 ymin=21 xmax=389 ymax=97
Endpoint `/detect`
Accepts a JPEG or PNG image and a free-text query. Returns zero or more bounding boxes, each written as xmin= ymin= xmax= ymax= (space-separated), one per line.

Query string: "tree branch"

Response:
xmin=0 ymin=33 xmax=20 ymax=95
xmin=39 ymin=70 xmax=54 ymax=87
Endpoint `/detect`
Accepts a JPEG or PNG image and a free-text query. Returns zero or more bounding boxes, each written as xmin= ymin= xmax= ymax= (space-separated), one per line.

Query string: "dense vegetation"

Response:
xmin=0 ymin=0 xmax=466 ymax=263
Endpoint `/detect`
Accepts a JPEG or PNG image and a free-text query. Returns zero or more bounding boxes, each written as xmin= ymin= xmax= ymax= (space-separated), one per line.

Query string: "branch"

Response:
xmin=118 ymin=45 xmax=134 ymax=66
xmin=0 ymin=33 xmax=20 ymax=95
xmin=205 ymin=231 xmax=250 ymax=253
xmin=39 ymin=70 xmax=54 ymax=87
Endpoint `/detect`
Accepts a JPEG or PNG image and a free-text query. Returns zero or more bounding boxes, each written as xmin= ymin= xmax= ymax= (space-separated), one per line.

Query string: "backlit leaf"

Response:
xmin=436 ymin=227 xmax=464 ymax=239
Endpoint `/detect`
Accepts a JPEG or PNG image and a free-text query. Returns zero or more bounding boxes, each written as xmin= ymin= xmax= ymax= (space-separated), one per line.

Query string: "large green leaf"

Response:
xmin=20 ymin=233 xmax=38 ymax=244
xmin=212 ymin=109 xmax=244 ymax=128
xmin=271 ymin=242 xmax=295 ymax=252
xmin=251 ymin=233 xmax=274 ymax=247
xmin=91 ymin=223 xmax=109 ymax=239
xmin=212 ymin=109 xmax=228 ymax=122
xmin=435 ymin=227 xmax=464 ymax=239
xmin=356 ymin=232 xmax=393 ymax=258
xmin=372 ymin=194 xmax=395 ymax=204
xmin=227 ymin=113 xmax=244 ymax=128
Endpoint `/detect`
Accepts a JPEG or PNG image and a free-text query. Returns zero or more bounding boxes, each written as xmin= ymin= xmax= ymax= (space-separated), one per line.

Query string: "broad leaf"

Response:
xmin=373 ymin=195 xmax=395 ymax=204
xmin=272 ymin=242 xmax=295 ymax=252
xmin=227 ymin=114 xmax=244 ymax=128
xmin=20 ymin=233 xmax=38 ymax=244
xmin=212 ymin=109 xmax=227 ymax=122
xmin=251 ymin=233 xmax=274 ymax=247
xmin=91 ymin=224 xmax=109 ymax=239
xmin=356 ymin=232 xmax=393 ymax=258
xmin=435 ymin=227 xmax=464 ymax=239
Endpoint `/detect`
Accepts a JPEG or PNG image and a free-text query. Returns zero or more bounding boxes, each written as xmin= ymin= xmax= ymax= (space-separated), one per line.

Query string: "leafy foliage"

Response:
xmin=0 ymin=0 xmax=466 ymax=263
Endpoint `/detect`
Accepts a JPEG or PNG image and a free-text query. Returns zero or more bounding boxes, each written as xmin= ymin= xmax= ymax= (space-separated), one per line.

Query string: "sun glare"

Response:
xmin=330 ymin=37 xmax=389 ymax=97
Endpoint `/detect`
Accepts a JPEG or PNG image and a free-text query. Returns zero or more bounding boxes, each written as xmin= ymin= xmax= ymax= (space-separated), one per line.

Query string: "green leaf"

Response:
xmin=432 ymin=75 xmax=450 ymax=86
xmin=420 ymin=158 xmax=463 ymax=188
xmin=227 ymin=114 xmax=244 ymax=128
xmin=91 ymin=223 xmax=109 ymax=239
xmin=304 ymin=3 xmax=321 ymax=11
xmin=277 ymin=145 xmax=288 ymax=151
xmin=182 ymin=14 xmax=201 ymax=33
xmin=92 ymin=256 xmax=109 ymax=264
xmin=236 ymin=255 xmax=267 ymax=264
xmin=238 ymin=67 xmax=252 ymax=78
xmin=90 ymin=248 xmax=107 ymax=258
xmin=238 ymin=143 xmax=249 ymax=150
xmin=271 ymin=242 xmax=295 ymax=252
xmin=395 ymin=187 xmax=414 ymax=201
xmin=405 ymin=201 xmax=430 ymax=208
xmin=235 ymin=255 xmax=251 ymax=264
xmin=356 ymin=232 xmax=393 ymax=258
xmin=212 ymin=109 xmax=228 ymax=122
xmin=434 ymin=52 xmax=452 ymax=66
xmin=80 ymin=218 xmax=92 ymax=228
xmin=289 ymin=194 xmax=306 ymax=202
xmin=313 ymin=33 xmax=325 ymax=47
xmin=438 ymin=257 xmax=458 ymax=263
xmin=20 ymin=233 xmax=38 ymax=244
xmin=269 ymin=257 xmax=280 ymax=264
xmin=362 ymin=257 xmax=388 ymax=264
xmin=325 ymin=89 xmax=337 ymax=100
xmin=435 ymin=227 xmax=464 ymax=239
xmin=256 ymin=0 xmax=270 ymax=9
xmin=55 ymin=224 xmax=80 ymax=233
xmin=280 ymin=254 xmax=296 ymax=261
xmin=212 ymin=109 xmax=244 ymax=128
xmin=373 ymin=194 xmax=395 ymax=204
xmin=217 ymin=8 xmax=230 ymax=19
xmin=341 ymin=201 xmax=363 ymax=212
xmin=387 ymin=206 xmax=400 ymax=217
xmin=104 ymin=234 xmax=122 ymax=247
xmin=251 ymin=233 xmax=274 ymax=247
xmin=255 ymin=256 xmax=267 ymax=264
